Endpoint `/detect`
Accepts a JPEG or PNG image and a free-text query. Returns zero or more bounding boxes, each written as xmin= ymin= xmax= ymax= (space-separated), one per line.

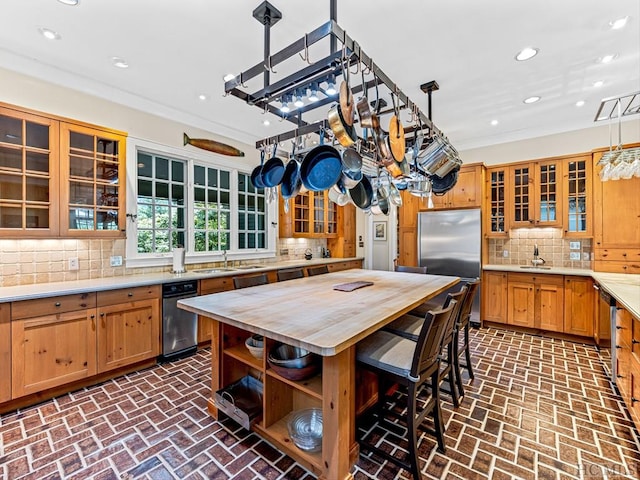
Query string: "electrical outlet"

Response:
xmin=68 ymin=257 xmax=79 ymax=270
xmin=582 ymin=252 xmax=590 ymax=261
xmin=503 ymin=250 xmax=509 ymax=258
xmin=569 ymin=241 xmax=581 ymax=250
xmin=569 ymin=252 xmax=580 ymax=261
xmin=110 ymin=255 xmax=123 ymax=267
xmin=280 ymin=248 xmax=289 ymax=255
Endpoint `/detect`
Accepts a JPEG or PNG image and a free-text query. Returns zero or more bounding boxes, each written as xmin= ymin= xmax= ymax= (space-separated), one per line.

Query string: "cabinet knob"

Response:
xmin=616 ymin=345 xmax=622 ymax=349
xmin=623 ymin=252 xmax=627 ymax=257
xmin=617 ymin=374 xmax=624 ymax=378
xmin=128 ymin=292 xmax=134 ymax=297
xmin=633 ymin=397 xmax=639 ymax=404
xmin=616 ymin=325 xmax=622 ymax=330
xmin=633 ymin=339 xmax=640 ymax=345
xmin=100 ymin=313 xmax=105 ymax=317
xmin=55 ymin=302 xmax=61 ymax=307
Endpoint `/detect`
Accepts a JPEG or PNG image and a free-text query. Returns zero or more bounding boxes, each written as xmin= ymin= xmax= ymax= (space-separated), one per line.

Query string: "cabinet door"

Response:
xmin=430 ymin=191 xmax=450 ymax=209
xmin=0 ymin=303 xmax=11 ymax=402
xmin=59 ymin=123 xmax=126 ymax=237
xmin=509 ymin=164 xmax=533 ymax=228
xmin=485 ymin=167 xmax=509 ymax=236
xmin=563 ymin=155 xmax=592 ymax=237
xmin=0 ymin=106 xmax=60 ymax=236
xmin=508 ymin=280 xmax=535 ymax=327
xmin=327 ymin=203 xmax=356 ymax=258
xmin=534 ymin=160 xmax=563 ymax=227
xmin=593 ymin=150 xmax=640 ymax=250
xmin=97 ymin=298 xmax=159 ymax=372
xmin=450 ymin=165 xmax=480 ymax=208
xmin=564 ymin=276 xmax=594 ymax=337
xmin=536 ymin=276 xmax=564 ymax=332
xmin=12 ymin=310 xmax=97 ymax=397
xmin=398 ymin=190 xmax=420 ymax=228
xmin=398 ymin=227 xmax=418 ymax=267
xmin=483 ymin=271 xmax=508 ymax=323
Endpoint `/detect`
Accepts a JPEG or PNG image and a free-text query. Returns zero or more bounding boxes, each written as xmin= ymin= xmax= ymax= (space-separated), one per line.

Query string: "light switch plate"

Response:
xmin=569 ymin=252 xmax=581 ymax=260
xmin=569 ymin=241 xmax=581 ymax=250
xmin=110 ymin=255 xmax=123 ymax=267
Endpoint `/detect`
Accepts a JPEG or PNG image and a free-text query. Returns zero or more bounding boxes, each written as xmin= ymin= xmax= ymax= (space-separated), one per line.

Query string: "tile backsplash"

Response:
xmin=488 ymin=228 xmax=592 ymax=269
xmin=0 ymin=237 xmax=329 ymax=287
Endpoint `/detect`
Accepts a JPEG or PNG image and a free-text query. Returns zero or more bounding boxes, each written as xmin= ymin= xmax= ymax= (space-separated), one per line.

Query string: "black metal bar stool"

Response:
xmin=384 ymin=288 xmax=467 ymax=408
xmin=356 ymin=301 xmax=458 ymax=479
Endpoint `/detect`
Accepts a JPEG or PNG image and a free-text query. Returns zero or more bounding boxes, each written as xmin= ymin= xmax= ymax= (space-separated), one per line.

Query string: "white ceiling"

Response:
xmin=1 ymin=0 xmax=639 ymax=152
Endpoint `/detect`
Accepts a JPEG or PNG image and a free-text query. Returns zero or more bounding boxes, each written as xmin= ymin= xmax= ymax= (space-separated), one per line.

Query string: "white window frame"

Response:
xmin=125 ymin=137 xmax=277 ymax=268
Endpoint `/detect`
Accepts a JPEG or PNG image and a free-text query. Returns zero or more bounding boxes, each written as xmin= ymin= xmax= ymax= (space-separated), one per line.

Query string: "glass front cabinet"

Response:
xmin=0 ymin=103 xmax=126 ymax=238
xmin=510 ymin=160 xmax=563 ymax=229
xmin=485 ymin=167 xmax=509 ymax=236
xmin=563 ymin=154 xmax=592 ymax=237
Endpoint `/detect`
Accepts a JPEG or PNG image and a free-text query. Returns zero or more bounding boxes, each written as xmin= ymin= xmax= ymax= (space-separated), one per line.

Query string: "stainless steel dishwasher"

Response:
xmin=161 ymin=280 xmax=198 ymax=361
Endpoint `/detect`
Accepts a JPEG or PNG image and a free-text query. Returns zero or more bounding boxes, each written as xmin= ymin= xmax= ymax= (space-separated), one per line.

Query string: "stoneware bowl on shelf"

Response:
xmin=268 ymin=344 xmax=320 ymax=381
xmin=287 ymin=408 xmax=323 ymax=452
xmin=244 ymin=334 xmax=264 ymax=359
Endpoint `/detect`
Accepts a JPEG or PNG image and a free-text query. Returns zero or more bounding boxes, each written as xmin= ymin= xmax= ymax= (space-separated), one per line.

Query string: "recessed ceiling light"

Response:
xmin=515 ymin=47 xmax=539 ymax=61
xmin=111 ymin=57 xmax=129 ymax=69
xmin=609 ymin=16 xmax=629 ymax=30
xmin=523 ymin=96 xmax=541 ymax=104
xmin=599 ymin=54 xmax=617 ymax=64
xmin=593 ymin=80 xmax=604 ymax=88
xmin=490 ymin=120 xmax=499 ymax=126
xmin=575 ymin=100 xmax=585 ymax=107
xmin=57 ymin=0 xmax=79 ymax=5
xmin=198 ymin=94 xmax=207 ymax=101
xmin=262 ymin=119 xmax=270 ymax=126
xmin=223 ymin=73 xmax=235 ymax=82
xmin=38 ymin=27 xmax=61 ymax=40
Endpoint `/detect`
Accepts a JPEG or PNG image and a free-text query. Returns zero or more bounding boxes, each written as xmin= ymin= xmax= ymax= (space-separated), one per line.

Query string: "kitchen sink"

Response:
xmin=234 ymin=265 xmax=263 ymax=270
xmin=191 ymin=267 xmax=237 ymax=274
xmin=519 ymin=266 xmax=551 ymax=270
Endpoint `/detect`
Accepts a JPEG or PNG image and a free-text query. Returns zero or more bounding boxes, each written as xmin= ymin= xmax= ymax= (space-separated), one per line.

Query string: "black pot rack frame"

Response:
xmin=223 ymin=1 xmax=450 ymax=151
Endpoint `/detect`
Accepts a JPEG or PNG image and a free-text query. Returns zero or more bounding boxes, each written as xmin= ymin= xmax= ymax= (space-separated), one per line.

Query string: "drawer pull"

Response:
xmin=633 ymin=397 xmax=639 ymax=404
xmin=616 ymin=326 xmax=622 ymax=330
xmin=616 ymin=345 xmax=622 ymax=349
xmin=128 ymin=292 xmax=134 ymax=297
xmin=633 ymin=340 xmax=640 ymax=345
xmin=55 ymin=302 xmax=61 ymax=307
xmin=617 ymin=374 xmax=624 ymax=378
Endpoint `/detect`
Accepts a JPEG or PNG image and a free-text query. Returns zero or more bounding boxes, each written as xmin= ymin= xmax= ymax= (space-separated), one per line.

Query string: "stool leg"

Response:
xmin=407 ymin=383 xmax=421 ymax=480
xmin=453 ymin=328 xmax=465 ymax=399
xmin=431 ymin=370 xmax=446 ymax=454
xmin=446 ymin=342 xmax=459 ymax=408
xmin=464 ymin=323 xmax=474 ymax=380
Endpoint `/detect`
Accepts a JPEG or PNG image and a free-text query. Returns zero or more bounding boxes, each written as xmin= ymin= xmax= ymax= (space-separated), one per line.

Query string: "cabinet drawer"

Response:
xmin=594 ymin=261 xmax=640 ymax=274
xmin=200 ymin=276 xmax=234 ymax=294
xmin=97 ymin=285 xmax=160 ymax=306
xmin=594 ymin=248 xmax=640 ymax=262
xmin=633 ymin=317 xmax=640 ymax=359
xmin=12 ymin=293 xmax=96 ymax=320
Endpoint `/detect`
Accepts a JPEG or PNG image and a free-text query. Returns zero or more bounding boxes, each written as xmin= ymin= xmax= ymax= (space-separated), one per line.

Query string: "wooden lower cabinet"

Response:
xmin=564 ymin=276 xmax=594 ymax=337
xmin=96 ymin=297 xmax=160 ymax=373
xmin=326 ymin=259 xmax=363 ymax=272
xmin=482 ymin=271 xmax=507 ymax=323
xmin=199 ymin=276 xmax=235 ymax=345
xmin=0 ymin=304 xmax=12 ymax=402
xmin=11 ymin=309 xmax=98 ymax=397
xmin=505 ymin=273 xmax=564 ymax=333
xmin=616 ymin=306 xmax=633 ymax=403
xmin=507 ymin=278 xmax=535 ymax=327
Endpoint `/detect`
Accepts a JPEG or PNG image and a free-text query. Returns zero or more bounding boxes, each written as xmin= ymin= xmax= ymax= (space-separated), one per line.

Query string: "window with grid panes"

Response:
xmin=136 ymin=152 xmax=186 ymax=253
xmin=193 ymin=165 xmax=231 ymax=252
xmin=237 ymin=172 xmax=266 ymax=249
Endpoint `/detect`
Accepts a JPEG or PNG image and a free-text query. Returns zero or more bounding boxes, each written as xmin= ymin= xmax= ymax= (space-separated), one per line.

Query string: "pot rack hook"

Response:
xmin=298 ymin=34 xmax=312 ymax=64
xmin=239 ymin=72 xmax=248 ymax=89
xmin=349 ymin=42 xmax=361 ymax=75
xmin=264 ymin=56 xmax=277 ymax=74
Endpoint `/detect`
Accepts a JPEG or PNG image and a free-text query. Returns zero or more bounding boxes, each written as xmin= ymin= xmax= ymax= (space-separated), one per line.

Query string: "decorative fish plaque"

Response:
xmin=183 ymin=133 xmax=245 ymax=157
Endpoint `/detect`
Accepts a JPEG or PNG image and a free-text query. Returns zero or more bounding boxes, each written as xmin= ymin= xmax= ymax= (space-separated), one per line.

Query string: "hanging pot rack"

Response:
xmin=223 ymin=1 xmax=448 ymax=149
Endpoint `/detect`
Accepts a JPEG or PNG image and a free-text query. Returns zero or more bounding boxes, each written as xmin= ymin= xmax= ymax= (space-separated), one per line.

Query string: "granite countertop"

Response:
xmin=592 ymin=272 xmax=640 ymax=320
xmin=483 ymin=264 xmax=594 ymax=276
xmin=484 ymin=264 xmax=639 ymax=319
xmin=0 ymin=257 xmax=363 ymax=303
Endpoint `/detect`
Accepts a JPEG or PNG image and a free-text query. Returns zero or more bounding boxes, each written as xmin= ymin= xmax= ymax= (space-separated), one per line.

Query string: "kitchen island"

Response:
xmin=178 ymin=269 xmax=459 ymax=480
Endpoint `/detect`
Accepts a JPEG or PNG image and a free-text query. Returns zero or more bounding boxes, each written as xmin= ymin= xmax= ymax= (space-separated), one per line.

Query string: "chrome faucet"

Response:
xmin=531 ymin=244 xmax=546 ymax=267
xmin=223 ymin=249 xmax=228 ymax=269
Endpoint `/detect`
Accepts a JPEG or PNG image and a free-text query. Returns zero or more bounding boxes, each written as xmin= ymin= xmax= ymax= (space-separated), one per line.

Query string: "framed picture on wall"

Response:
xmin=373 ymin=221 xmax=387 ymax=241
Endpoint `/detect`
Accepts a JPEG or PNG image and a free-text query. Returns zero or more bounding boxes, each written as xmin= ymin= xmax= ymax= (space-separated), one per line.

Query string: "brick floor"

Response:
xmin=1 ymin=327 xmax=638 ymax=479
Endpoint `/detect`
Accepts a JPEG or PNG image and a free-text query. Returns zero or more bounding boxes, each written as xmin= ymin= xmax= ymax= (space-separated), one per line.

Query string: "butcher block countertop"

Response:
xmin=178 ymin=269 xmax=459 ymax=356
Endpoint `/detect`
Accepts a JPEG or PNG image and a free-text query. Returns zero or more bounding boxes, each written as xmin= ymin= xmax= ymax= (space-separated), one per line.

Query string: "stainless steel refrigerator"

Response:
xmin=418 ymin=209 xmax=481 ymax=325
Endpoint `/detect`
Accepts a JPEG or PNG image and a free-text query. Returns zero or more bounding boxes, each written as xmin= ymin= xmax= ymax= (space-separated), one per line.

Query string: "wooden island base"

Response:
xmin=178 ymin=269 xmax=459 ymax=480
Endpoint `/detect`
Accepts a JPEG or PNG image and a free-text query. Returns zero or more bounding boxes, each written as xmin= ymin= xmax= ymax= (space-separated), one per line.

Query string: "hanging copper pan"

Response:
xmin=388 ymin=94 xmax=405 ymax=162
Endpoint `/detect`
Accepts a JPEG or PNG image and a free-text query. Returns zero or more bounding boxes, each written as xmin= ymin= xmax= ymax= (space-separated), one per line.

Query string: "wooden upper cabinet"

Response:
xmin=0 ymin=101 xmax=127 ymax=238
xmin=0 ymin=105 xmax=60 ymax=236
xmin=279 ymin=191 xmax=337 ymax=238
xmin=563 ymin=154 xmax=592 ymax=237
xmin=430 ymin=164 xmax=482 ymax=209
xmin=327 ymin=203 xmax=356 ymax=258
xmin=485 ymin=166 xmax=510 ymax=237
xmin=510 ymin=159 xmax=563 ymax=229
xmin=60 ymin=123 xmax=126 ymax=237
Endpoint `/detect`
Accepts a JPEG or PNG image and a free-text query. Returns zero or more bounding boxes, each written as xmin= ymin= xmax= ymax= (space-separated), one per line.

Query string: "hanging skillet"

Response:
xmin=250 ymin=149 xmax=266 ymax=189
xmin=299 ymin=132 xmax=343 ymax=192
xmin=262 ymin=143 xmax=285 ymax=187
xmin=339 ymin=48 xmax=354 ymax=127
xmin=430 ymin=165 xmax=460 ymax=195
xmin=388 ymin=92 xmax=405 ymax=163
